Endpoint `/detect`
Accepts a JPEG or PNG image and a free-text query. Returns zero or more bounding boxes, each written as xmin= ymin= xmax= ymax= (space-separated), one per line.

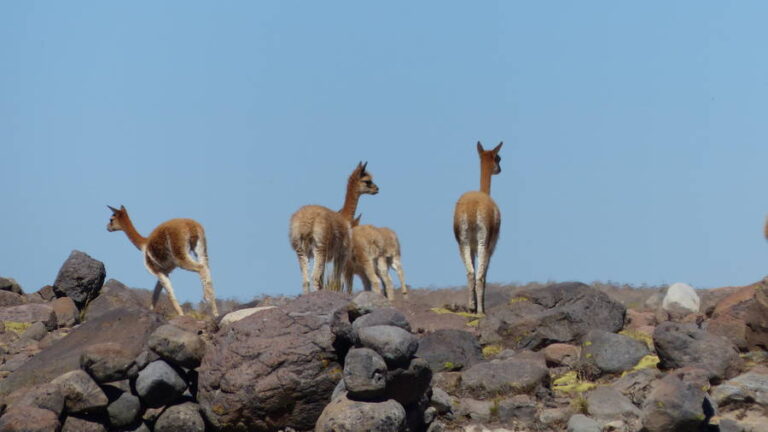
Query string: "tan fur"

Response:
xmin=106 ymin=205 xmax=218 ymax=317
xmin=289 ymin=162 xmax=379 ymax=293
xmin=345 ymin=217 xmax=407 ymax=298
xmin=453 ymin=141 xmax=503 ymax=314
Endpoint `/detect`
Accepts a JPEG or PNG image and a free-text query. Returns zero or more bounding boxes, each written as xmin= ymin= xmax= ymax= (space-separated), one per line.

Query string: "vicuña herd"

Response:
xmin=107 ymin=142 xmax=503 ymax=317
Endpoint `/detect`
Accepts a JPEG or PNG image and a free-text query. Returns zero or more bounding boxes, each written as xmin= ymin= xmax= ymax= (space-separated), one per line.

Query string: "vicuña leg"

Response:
xmin=296 ymin=250 xmax=311 ymax=293
xmin=459 ymin=242 xmax=477 ymax=312
xmin=391 ymin=256 xmax=407 ymax=296
xmin=362 ymin=258 xmax=383 ymax=295
xmin=475 ymin=243 xmax=490 ymax=315
xmin=157 ymin=272 xmax=184 ymax=316
xmin=377 ymin=257 xmax=395 ymax=298
xmin=310 ymin=246 xmax=327 ymax=291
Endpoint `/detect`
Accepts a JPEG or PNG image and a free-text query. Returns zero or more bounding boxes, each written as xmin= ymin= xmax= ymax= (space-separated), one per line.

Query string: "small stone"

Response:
xmin=352 ymin=291 xmax=390 ymax=314
xmin=662 ymin=282 xmax=700 ymax=316
xmin=567 ymin=414 xmax=601 ymax=432
xmin=80 ymin=342 xmax=138 ymax=383
xmin=154 ymin=402 xmax=205 ymax=432
xmin=52 ymin=250 xmax=106 ymax=307
xmin=21 ymin=322 xmax=48 ymax=341
xmin=61 ymin=415 xmax=107 ymax=432
xmin=147 ymin=324 xmax=205 ymax=368
xmin=0 ymin=405 xmax=60 ymax=432
xmin=315 ymin=394 xmax=406 ymax=432
xmin=353 ymin=308 xmax=412 ymax=332
xmin=343 ymin=348 xmax=387 ymax=400
xmin=0 ymin=277 xmax=23 ymax=295
xmin=357 ymin=325 xmax=418 ymax=367
xmin=107 ymin=391 xmax=141 ymax=429
xmin=135 ymin=360 xmax=187 ymax=408
xmin=51 ymin=369 xmax=108 ymax=414
xmin=51 ymin=297 xmax=79 ymax=328
xmin=430 ymin=387 xmax=453 ymax=415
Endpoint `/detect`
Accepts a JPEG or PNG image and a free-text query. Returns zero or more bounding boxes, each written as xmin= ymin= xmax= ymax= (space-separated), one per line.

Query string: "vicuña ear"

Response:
xmin=120 ymin=205 xmax=126 ymax=211
xmin=476 ymin=141 xmax=485 ymax=155
xmin=493 ymin=141 xmax=503 ymax=153
xmin=359 ymin=161 xmax=368 ymax=176
xmin=108 ymin=205 xmax=119 ymax=213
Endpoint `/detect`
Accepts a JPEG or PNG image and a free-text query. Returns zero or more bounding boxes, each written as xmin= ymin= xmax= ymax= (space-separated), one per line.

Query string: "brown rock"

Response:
xmin=51 ymin=369 xmax=108 ymax=414
xmin=626 ymin=309 xmax=656 ymax=329
xmin=60 ymin=415 xmax=107 ymax=432
xmin=0 ymin=304 xmax=57 ymax=331
xmin=80 ymin=342 xmax=138 ymax=383
xmin=52 ymin=297 xmax=78 ymax=328
xmin=0 ymin=291 xmax=25 ymax=308
xmin=542 ymin=343 xmax=580 ymax=367
xmin=0 ymin=405 xmax=60 ymax=432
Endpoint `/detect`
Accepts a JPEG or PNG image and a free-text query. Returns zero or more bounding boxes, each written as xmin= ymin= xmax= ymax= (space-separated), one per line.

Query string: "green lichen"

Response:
xmin=442 ymin=361 xmax=461 ymax=371
xmin=552 ymin=371 xmax=597 ymax=394
xmin=466 ymin=319 xmax=480 ymax=327
xmin=508 ymin=296 xmax=529 ymax=305
xmin=482 ymin=344 xmax=503 ymax=359
xmin=429 ymin=307 xmax=484 ymax=319
xmin=619 ymin=329 xmax=654 ymax=350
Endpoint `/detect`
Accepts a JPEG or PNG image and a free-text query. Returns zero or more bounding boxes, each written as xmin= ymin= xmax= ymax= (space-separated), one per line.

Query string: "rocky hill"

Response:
xmin=0 ymin=250 xmax=766 ymax=431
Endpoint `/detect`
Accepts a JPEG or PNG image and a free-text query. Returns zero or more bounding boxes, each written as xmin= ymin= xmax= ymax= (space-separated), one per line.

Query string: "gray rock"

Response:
xmin=460 ymin=355 xmax=548 ymax=398
xmin=123 ymin=422 xmax=151 ymax=432
xmin=0 ymin=308 xmax=163 ymax=399
xmin=80 ymin=342 xmax=138 ymax=383
xmin=712 ymin=370 xmax=768 ymax=407
xmin=357 ymin=325 xmax=418 ymax=367
xmin=0 ymin=304 xmax=57 ymax=331
xmin=61 ymin=415 xmax=107 ymax=432
xmin=457 ymin=398 xmax=492 ymax=423
xmin=497 ymin=394 xmax=537 ymax=424
xmin=580 ymin=329 xmax=650 ymax=377
xmin=21 ymin=322 xmax=48 ymax=341
xmin=198 ymin=291 xmax=354 ymax=432
xmin=430 ymin=387 xmax=453 ymax=415
xmin=154 ymin=402 xmax=205 ymax=432
xmin=53 ymin=250 xmax=106 ymax=307
xmin=147 ymin=324 xmax=205 ymax=369
xmin=5 ymin=382 xmax=64 ymax=416
xmin=315 ymin=394 xmax=406 ymax=432
xmin=0 ymin=405 xmax=60 ymax=432
xmin=35 ymin=285 xmax=56 ymax=302
xmin=0 ymin=277 xmax=23 ymax=295
xmin=343 ymin=348 xmax=387 ymax=400
xmin=610 ymin=368 xmax=663 ymax=406
xmin=353 ymin=308 xmax=411 ymax=332
xmin=51 ymin=297 xmax=78 ymax=328
xmin=653 ymin=321 xmax=743 ymax=383
xmin=539 ymin=407 xmax=570 ymax=427
xmin=641 ymin=373 xmax=713 ymax=432
xmin=480 ymin=282 xmax=626 ymax=350
xmin=352 ymin=291 xmax=391 ymax=313
xmin=0 ymin=290 xmax=25 ymax=307
xmin=82 ymin=279 xmax=147 ymax=321
xmin=107 ymin=390 xmax=141 ymax=429
xmin=135 ymin=360 xmax=187 ymax=408
xmin=51 ymin=369 xmax=108 ymax=414
xmin=585 ymin=386 xmax=641 ymax=423
xmin=416 ymin=329 xmax=482 ymax=372
xmin=385 ymin=357 xmax=432 ymax=406
xmin=567 ymin=414 xmax=601 ymax=432
xmin=134 ymin=349 xmax=161 ymax=370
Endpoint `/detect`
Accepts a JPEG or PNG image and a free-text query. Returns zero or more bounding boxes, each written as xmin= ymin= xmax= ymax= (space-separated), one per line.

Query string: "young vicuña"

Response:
xmin=106 ymin=205 xmax=218 ymax=317
xmin=453 ymin=141 xmax=503 ymax=314
xmin=289 ymin=162 xmax=379 ymax=293
xmin=346 ymin=215 xmax=407 ymax=298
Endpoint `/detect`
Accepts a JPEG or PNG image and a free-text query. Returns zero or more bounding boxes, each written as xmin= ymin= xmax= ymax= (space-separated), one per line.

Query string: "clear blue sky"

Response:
xmin=3 ymin=2 xmax=768 ymax=303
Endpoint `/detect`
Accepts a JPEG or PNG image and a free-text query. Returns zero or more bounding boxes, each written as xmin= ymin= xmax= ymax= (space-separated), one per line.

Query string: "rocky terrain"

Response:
xmin=0 ymin=250 xmax=766 ymax=431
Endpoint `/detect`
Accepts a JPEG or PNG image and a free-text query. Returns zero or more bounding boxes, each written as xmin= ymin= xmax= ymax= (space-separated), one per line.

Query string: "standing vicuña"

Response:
xmin=290 ymin=162 xmax=379 ymax=293
xmin=346 ymin=216 xmax=407 ymax=298
xmin=107 ymin=205 xmax=218 ymax=317
xmin=453 ymin=142 xmax=503 ymax=314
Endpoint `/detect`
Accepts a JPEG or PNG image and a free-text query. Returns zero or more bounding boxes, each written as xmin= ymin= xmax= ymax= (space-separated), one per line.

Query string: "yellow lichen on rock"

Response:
xmin=552 ymin=371 xmax=597 ymax=394
xmin=619 ymin=329 xmax=654 ymax=350
xmin=2 ymin=321 xmax=32 ymax=335
xmin=429 ymin=307 xmax=484 ymax=319
xmin=482 ymin=344 xmax=503 ymax=359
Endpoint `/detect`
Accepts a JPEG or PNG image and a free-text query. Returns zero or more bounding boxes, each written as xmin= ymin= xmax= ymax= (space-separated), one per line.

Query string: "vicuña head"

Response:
xmin=453 ymin=141 xmax=504 ymax=314
xmin=290 ymin=162 xmax=379 ymax=294
xmin=107 ymin=205 xmax=218 ymax=317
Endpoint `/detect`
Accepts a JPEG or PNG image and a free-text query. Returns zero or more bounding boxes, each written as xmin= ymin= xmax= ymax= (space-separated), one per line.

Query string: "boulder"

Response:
xmin=542 ymin=343 xmax=580 ymax=367
xmin=0 ymin=308 xmax=163 ymax=399
xmin=579 ymin=329 xmax=650 ymax=377
xmin=107 ymin=390 xmax=141 ymax=429
xmin=480 ymin=282 xmax=625 ymax=350
xmin=712 ymin=369 xmax=768 ymax=407
xmin=154 ymin=402 xmax=205 ymax=432
xmin=20 ymin=322 xmax=48 ymax=342
xmin=585 ymin=386 xmax=641 ymax=425
xmin=641 ymin=373 xmax=714 ymax=432
xmin=80 ymin=342 xmax=138 ymax=383
xmin=51 ymin=369 xmax=108 ymax=414
xmin=218 ymin=306 xmax=276 ymax=326
xmin=460 ymin=354 xmax=548 ymax=398
xmin=0 ymin=277 xmax=23 ymax=295
xmin=0 ymin=304 xmax=57 ymax=331
xmin=52 ymin=250 xmax=106 ymax=307
xmin=315 ymin=394 xmax=405 ymax=432
xmin=353 ymin=308 xmax=412 ymax=332
xmin=82 ymin=279 xmax=147 ymax=321
xmin=357 ymin=325 xmax=418 ymax=368
xmin=0 ymin=405 xmax=60 ymax=432
xmin=343 ymin=348 xmax=387 ymax=400
xmin=51 ymin=297 xmax=78 ymax=328
xmin=198 ymin=291 xmax=354 ymax=432
xmin=709 ymin=282 xmax=768 ymax=351
xmin=662 ymin=283 xmax=700 ymax=316
xmin=385 ymin=357 xmax=432 ymax=406
xmin=60 ymin=415 xmax=107 ymax=432
xmin=147 ymin=324 xmax=205 ymax=368
xmin=457 ymin=398 xmax=493 ymax=423
xmin=653 ymin=321 xmax=743 ymax=383
xmin=567 ymin=414 xmax=601 ymax=432
xmin=497 ymin=394 xmax=537 ymax=425
xmin=415 ymin=329 xmax=482 ymax=372
xmin=135 ymin=360 xmax=187 ymax=408
xmin=352 ymin=291 xmax=390 ymax=313
xmin=5 ymin=382 xmax=65 ymax=416
xmin=0 ymin=291 xmax=25 ymax=308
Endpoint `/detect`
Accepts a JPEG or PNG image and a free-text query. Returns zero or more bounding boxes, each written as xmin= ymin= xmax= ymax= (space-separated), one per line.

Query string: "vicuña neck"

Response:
xmin=120 ymin=217 xmax=147 ymax=250
xmin=480 ymin=160 xmax=493 ymax=195
xmin=339 ymin=177 xmax=361 ymax=222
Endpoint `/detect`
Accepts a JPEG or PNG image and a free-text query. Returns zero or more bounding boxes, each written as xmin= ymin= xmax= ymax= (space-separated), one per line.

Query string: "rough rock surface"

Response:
xmin=343 ymin=347 xmax=387 ymax=400
xmin=51 ymin=369 xmax=108 ymax=414
xmin=352 ymin=307 xmax=412 ymax=332
xmin=480 ymin=282 xmax=626 ymax=350
xmin=641 ymin=373 xmax=713 ymax=432
xmin=53 ymin=250 xmax=106 ymax=307
xmin=80 ymin=342 xmax=138 ymax=383
xmin=0 ymin=308 xmax=163 ymax=398
xmin=82 ymin=279 xmax=146 ymax=321
xmin=0 ymin=277 xmax=23 ymax=295
xmin=460 ymin=355 xmax=548 ymax=398
xmin=154 ymin=402 xmax=205 ymax=432
xmin=580 ymin=329 xmax=650 ymax=377
xmin=653 ymin=321 xmax=743 ymax=382
xmin=315 ymin=395 xmax=406 ymax=432
xmin=147 ymin=324 xmax=205 ymax=368
xmin=198 ymin=291 xmax=354 ymax=432
xmin=662 ymin=282 xmax=701 ymax=315
xmin=416 ymin=329 xmax=482 ymax=372
xmin=0 ymin=405 xmax=61 ymax=432
xmin=357 ymin=325 xmax=418 ymax=367
xmin=0 ymin=304 xmax=57 ymax=331
xmin=135 ymin=360 xmax=187 ymax=408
